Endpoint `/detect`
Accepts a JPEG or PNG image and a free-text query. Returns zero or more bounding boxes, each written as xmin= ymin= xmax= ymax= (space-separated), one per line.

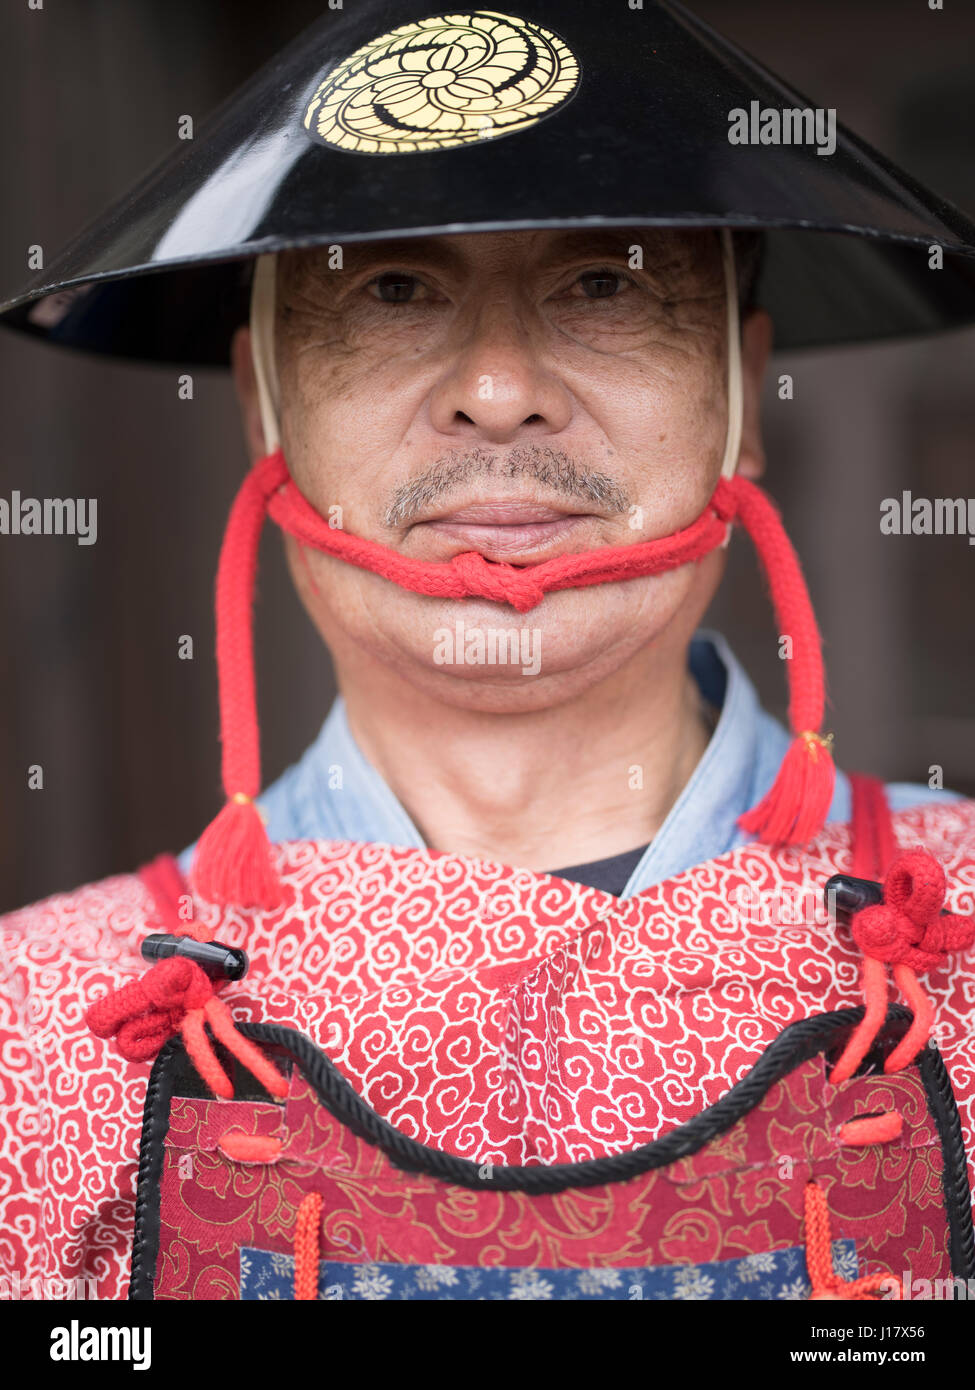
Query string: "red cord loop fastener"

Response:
xmin=86 ymin=948 xmax=289 ymax=1100
xmin=804 ymin=1182 xmax=901 ymax=1300
xmin=828 ymin=849 xmax=975 ymax=1085
xmin=192 ymin=448 xmax=836 ymax=908
xmin=218 ymin=1132 xmax=284 ymax=1163
xmin=837 ymin=1111 xmax=903 ymax=1146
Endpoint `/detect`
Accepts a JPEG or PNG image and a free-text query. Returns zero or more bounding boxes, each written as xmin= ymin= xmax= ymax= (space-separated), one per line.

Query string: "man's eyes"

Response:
xmin=364 ymin=267 xmax=635 ymax=305
xmin=367 ymin=272 xmax=432 ymax=304
xmin=565 ymin=269 xmax=634 ymax=300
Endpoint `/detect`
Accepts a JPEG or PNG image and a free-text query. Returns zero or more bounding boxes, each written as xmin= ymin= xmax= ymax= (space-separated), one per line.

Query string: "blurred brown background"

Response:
xmin=1 ymin=1 xmax=973 ymax=912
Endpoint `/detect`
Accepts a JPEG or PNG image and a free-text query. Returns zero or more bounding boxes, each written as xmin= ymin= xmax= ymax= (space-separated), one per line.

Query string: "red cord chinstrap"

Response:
xmin=191 ymin=448 xmax=834 ymax=908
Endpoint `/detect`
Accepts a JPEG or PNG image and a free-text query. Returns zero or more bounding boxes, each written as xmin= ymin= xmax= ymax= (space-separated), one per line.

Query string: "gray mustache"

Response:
xmin=383 ymin=445 xmax=632 ymax=527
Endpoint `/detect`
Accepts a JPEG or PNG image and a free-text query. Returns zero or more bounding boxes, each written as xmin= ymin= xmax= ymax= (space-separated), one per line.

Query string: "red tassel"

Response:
xmin=738 ymin=730 xmax=836 ymax=845
xmin=728 ymin=478 xmax=834 ymax=847
xmin=192 ymin=794 xmax=284 ymax=910
xmin=192 ymin=456 xmax=288 ymax=909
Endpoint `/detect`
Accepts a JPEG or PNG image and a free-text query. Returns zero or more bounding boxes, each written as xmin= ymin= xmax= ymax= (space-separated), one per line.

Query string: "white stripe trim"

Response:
xmin=250 ymin=252 xmax=281 ymax=453
xmin=719 ymin=227 xmax=744 ymax=480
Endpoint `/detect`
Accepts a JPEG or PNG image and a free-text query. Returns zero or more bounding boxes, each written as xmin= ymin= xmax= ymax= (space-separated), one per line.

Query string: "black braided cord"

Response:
xmin=919 ymin=1040 xmax=975 ymax=1279
xmin=128 ymin=1035 xmax=178 ymax=1300
xmin=230 ymin=1008 xmax=916 ymax=1192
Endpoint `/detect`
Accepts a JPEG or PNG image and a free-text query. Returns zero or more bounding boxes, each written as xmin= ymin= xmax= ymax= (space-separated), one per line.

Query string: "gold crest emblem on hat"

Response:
xmin=303 ymin=11 xmax=580 ymax=154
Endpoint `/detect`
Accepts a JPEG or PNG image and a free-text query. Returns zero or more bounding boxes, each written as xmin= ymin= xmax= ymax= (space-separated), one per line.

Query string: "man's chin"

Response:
xmin=288 ymin=506 xmax=726 ymax=711
xmin=357 ymin=578 xmax=693 ymax=709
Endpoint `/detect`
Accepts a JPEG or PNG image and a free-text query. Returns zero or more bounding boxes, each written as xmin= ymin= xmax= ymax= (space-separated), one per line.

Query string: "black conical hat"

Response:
xmin=2 ymin=0 xmax=974 ymax=362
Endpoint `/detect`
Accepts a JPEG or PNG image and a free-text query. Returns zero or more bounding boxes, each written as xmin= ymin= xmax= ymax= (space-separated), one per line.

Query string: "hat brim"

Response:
xmin=2 ymin=0 xmax=974 ymax=362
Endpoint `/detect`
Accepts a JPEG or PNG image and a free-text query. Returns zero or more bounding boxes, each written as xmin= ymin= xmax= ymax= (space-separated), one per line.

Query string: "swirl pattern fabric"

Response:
xmin=1 ymin=799 xmax=974 ymax=1298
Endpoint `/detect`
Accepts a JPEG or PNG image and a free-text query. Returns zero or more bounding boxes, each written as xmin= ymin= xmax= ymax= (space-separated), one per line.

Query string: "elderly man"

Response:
xmin=3 ymin=2 xmax=975 ymax=1306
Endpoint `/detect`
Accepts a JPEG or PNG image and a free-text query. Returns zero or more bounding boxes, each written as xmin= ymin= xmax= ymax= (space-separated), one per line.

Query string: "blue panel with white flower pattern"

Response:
xmin=239 ymin=1239 xmax=858 ymax=1300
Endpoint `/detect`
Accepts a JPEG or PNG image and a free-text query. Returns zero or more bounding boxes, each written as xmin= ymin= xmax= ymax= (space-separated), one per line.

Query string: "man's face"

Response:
xmin=234 ymin=227 xmax=769 ymax=710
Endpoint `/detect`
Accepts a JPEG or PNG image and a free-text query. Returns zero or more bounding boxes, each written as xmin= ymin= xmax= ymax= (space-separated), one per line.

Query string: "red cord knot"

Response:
xmin=87 ymin=953 xmax=290 ymax=1099
xmin=449 ymin=551 xmax=547 ymax=613
xmin=851 ymin=849 xmax=975 ymax=973
xmin=86 ymin=957 xmax=213 ymax=1062
xmin=830 ymin=847 xmax=975 ymax=1085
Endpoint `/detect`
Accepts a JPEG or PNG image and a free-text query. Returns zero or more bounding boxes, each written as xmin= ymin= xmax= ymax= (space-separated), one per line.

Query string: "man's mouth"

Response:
xmin=417 ymin=501 xmax=595 ymax=561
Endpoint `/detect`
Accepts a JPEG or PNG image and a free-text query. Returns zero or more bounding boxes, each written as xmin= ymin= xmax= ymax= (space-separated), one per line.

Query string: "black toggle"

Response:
xmin=140 ymin=933 xmax=248 ymax=981
xmin=824 ymin=873 xmax=952 ymax=929
xmin=824 ymin=873 xmax=885 ymax=926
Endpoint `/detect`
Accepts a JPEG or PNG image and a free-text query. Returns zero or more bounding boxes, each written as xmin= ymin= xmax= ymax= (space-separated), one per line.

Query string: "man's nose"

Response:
xmin=427 ymin=304 xmax=573 ymax=443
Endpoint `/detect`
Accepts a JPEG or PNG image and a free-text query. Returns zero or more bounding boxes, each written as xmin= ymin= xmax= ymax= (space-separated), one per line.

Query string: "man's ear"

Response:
xmin=231 ymin=324 xmax=267 ymax=463
xmin=736 ymin=308 xmax=773 ymax=481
